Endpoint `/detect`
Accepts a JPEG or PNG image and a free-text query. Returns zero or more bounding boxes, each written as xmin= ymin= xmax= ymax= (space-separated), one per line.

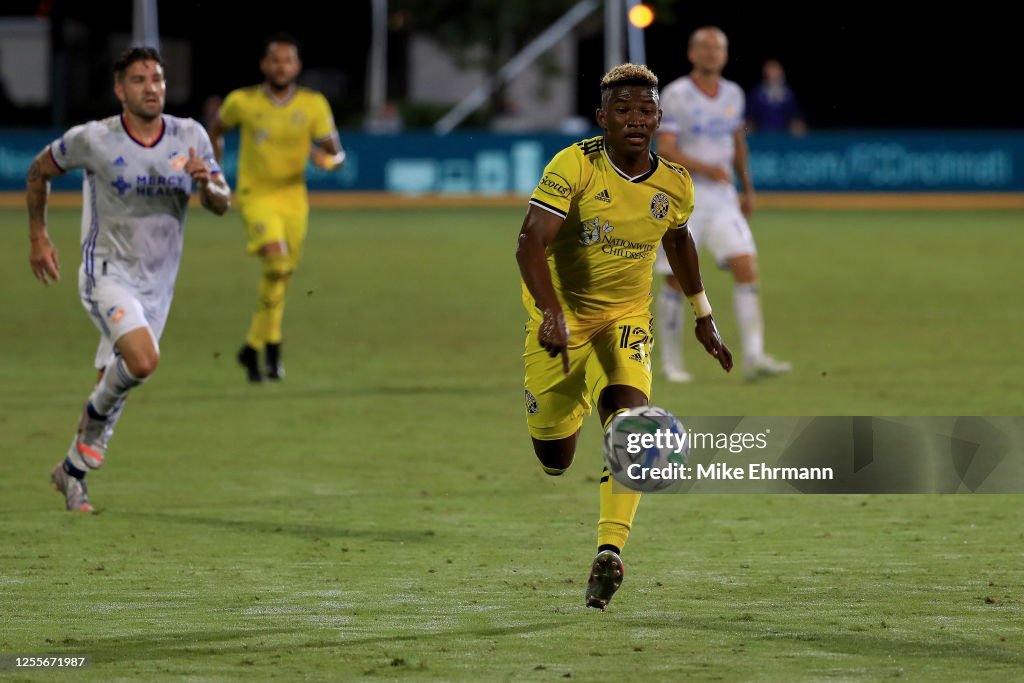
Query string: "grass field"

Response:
xmin=2 ymin=205 xmax=1022 ymax=681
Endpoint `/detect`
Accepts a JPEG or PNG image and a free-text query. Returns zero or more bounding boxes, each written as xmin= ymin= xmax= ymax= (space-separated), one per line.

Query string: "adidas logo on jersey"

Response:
xmin=594 ymin=189 xmax=611 ymax=203
xmin=112 ymin=156 xmax=127 ymax=167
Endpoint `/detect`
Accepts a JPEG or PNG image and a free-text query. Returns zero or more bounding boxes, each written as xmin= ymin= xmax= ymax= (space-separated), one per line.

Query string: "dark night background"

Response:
xmin=2 ymin=1 xmax=1018 ymax=130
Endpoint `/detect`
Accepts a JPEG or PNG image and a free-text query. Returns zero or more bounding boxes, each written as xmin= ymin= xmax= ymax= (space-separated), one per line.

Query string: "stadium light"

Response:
xmin=628 ymin=3 xmax=654 ymax=29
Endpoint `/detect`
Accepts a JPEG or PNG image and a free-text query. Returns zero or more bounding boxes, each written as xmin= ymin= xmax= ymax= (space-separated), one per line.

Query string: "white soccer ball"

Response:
xmin=603 ymin=405 xmax=689 ymax=492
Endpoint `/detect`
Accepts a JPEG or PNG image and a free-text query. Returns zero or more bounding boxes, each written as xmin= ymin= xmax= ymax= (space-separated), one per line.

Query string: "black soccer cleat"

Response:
xmin=237 ymin=345 xmax=263 ymax=383
xmin=585 ymin=550 xmax=624 ymax=610
xmin=264 ymin=342 xmax=285 ymax=380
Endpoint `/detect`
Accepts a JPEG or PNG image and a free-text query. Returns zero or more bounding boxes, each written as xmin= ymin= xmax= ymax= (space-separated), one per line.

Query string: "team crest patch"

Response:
xmin=650 ymin=192 xmax=670 ymax=220
xmin=168 ymin=152 xmax=187 ymax=171
xmin=525 ymin=389 xmax=539 ymax=414
xmin=106 ymin=306 xmax=125 ymax=323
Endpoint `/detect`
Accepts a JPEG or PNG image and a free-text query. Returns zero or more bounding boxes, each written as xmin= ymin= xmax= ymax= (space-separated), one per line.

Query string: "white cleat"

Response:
xmin=663 ymin=368 xmax=693 ymax=383
xmin=744 ymin=355 xmax=793 ymax=382
xmin=51 ymin=461 xmax=94 ymax=512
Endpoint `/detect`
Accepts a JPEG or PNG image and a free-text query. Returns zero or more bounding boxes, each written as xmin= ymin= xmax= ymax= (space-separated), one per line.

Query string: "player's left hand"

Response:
xmin=185 ymin=147 xmax=210 ymax=187
xmin=694 ymin=315 xmax=733 ymax=372
xmin=29 ymin=234 xmax=60 ymax=285
xmin=739 ymin=190 xmax=756 ymax=218
xmin=310 ymin=146 xmax=346 ymax=171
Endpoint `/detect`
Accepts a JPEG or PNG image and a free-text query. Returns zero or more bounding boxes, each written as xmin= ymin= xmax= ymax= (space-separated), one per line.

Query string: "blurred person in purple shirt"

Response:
xmin=746 ymin=59 xmax=806 ymax=135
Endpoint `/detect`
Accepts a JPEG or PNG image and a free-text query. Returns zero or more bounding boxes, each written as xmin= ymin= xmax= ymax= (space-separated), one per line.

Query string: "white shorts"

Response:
xmin=655 ymin=183 xmax=756 ymax=274
xmin=79 ymin=270 xmax=167 ymax=370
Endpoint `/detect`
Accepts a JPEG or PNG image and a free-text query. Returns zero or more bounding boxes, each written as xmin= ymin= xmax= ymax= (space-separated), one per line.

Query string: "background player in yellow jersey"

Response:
xmin=516 ymin=64 xmax=733 ymax=610
xmin=208 ymin=33 xmax=344 ymax=382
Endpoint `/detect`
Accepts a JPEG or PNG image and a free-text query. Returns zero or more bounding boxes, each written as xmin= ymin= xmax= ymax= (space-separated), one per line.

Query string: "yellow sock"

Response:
xmin=246 ymin=271 xmax=289 ymax=349
xmin=598 ymin=466 xmax=641 ymax=551
xmin=245 ymin=307 xmax=266 ymax=350
xmin=263 ymin=274 xmax=289 ymax=345
xmin=597 ymin=407 xmax=641 ymax=551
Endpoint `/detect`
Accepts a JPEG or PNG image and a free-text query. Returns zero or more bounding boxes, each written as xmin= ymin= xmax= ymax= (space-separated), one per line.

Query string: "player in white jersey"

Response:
xmin=654 ymin=27 xmax=791 ymax=382
xmin=27 ymin=47 xmax=231 ymax=511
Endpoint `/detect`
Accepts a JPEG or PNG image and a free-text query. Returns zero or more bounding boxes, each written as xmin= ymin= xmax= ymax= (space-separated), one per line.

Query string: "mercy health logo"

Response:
xmin=134 ymin=174 xmax=188 ymax=197
xmin=111 ymin=176 xmax=132 ymax=195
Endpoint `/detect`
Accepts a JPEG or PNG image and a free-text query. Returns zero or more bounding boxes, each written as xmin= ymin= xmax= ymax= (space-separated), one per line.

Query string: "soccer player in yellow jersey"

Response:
xmin=515 ymin=64 xmax=733 ymax=610
xmin=208 ymin=33 xmax=344 ymax=382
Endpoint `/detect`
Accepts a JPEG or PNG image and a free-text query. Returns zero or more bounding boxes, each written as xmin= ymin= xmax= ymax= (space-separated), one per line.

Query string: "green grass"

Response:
xmin=1 ymin=206 xmax=1022 ymax=681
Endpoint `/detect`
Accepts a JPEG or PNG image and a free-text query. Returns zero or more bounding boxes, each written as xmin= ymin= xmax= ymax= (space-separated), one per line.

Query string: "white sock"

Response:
xmin=89 ymin=357 xmax=146 ymax=416
xmin=656 ymin=287 xmax=686 ymax=373
xmin=734 ymin=283 xmax=765 ymax=365
xmin=101 ymin=398 xmax=127 ymax=439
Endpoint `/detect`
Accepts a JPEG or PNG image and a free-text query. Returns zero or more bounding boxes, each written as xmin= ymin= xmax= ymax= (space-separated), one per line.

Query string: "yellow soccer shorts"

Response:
xmin=238 ymin=188 xmax=309 ymax=267
xmin=523 ymin=312 xmax=654 ymax=441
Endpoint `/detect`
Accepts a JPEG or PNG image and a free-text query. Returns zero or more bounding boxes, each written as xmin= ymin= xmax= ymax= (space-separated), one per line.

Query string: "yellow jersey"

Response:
xmin=218 ymin=85 xmax=336 ymax=195
xmin=524 ymin=136 xmax=695 ymax=333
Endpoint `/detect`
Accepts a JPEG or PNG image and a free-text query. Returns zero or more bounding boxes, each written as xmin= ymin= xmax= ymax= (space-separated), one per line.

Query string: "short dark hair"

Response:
xmin=600 ymin=63 xmax=659 ymax=92
xmin=262 ymin=32 xmax=301 ymax=59
xmin=114 ymin=46 xmax=164 ymax=81
xmin=600 ymin=63 xmax=659 ymax=106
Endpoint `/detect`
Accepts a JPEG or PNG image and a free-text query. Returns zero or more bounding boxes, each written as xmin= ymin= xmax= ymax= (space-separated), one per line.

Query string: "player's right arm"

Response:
xmin=654 ymin=131 xmax=731 ymax=183
xmin=515 ymin=205 xmax=569 ymax=374
xmin=25 ymin=147 xmax=65 ymax=285
xmin=206 ymin=114 xmax=231 ymax=167
xmin=207 ymin=90 xmax=241 ymax=166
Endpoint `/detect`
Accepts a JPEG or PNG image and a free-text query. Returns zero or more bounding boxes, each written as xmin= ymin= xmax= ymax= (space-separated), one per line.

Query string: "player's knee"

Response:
xmin=532 ymin=438 xmax=576 ymax=473
xmin=598 ymin=386 xmax=648 ymax=424
xmin=125 ymin=351 xmax=159 ymax=379
xmin=728 ymin=255 xmax=758 ymax=283
xmin=262 ymin=254 xmax=292 ymax=281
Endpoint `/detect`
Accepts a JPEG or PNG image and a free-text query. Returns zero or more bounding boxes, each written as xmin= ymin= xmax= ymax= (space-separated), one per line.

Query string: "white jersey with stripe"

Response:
xmin=49 ymin=114 xmax=220 ymax=303
xmin=659 ymin=76 xmax=744 ymax=189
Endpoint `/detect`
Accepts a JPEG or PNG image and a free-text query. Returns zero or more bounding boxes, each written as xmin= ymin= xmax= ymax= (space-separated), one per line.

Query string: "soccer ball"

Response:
xmin=603 ymin=405 xmax=689 ymax=492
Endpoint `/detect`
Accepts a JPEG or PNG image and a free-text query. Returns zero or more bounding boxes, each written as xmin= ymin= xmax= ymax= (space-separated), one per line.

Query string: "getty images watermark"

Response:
xmin=608 ymin=416 xmax=1024 ymax=493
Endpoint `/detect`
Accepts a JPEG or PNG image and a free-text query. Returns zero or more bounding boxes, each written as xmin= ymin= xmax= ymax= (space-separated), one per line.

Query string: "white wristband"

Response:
xmin=687 ymin=290 xmax=712 ymax=319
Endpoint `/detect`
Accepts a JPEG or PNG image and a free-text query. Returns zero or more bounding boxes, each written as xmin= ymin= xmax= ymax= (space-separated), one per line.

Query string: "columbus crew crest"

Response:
xmin=525 ymin=389 xmax=539 ymax=414
xmin=650 ymin=192 xmax=670 ymax=220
